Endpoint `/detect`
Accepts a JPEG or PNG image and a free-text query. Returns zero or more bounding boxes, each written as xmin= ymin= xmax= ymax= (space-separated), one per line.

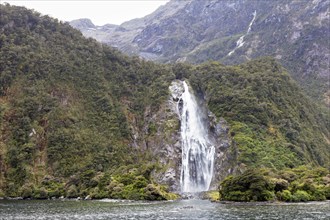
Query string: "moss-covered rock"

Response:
xmin=144 ymin=184 xmax=179 ymax=200
xmin=202 ymin=190 xmax=220 ymax=202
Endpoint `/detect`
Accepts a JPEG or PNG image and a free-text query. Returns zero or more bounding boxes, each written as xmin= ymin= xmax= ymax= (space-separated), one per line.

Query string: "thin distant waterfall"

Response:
xmin=177 ymin=81 xmax=215 ymax=193
xmin=228 ymin=10 xmax=257 ymax=56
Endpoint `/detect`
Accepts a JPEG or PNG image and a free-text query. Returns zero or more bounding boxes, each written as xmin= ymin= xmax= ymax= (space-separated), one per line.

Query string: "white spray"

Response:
xmin=177 ymin=81 xmax=215 ymax=193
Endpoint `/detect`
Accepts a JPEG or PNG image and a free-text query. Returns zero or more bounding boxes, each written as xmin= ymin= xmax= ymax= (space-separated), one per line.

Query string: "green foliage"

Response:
xmin=291 ymin=190 xmax=312 ymax=202
xmin=190 ymin=58 xmax=330 ymax=169
xmin=66 ymin=185 xmax=78 ymax=198
xmin=33 ymin=187 xmax=48 ymax=199
xmin=106 ymin=165 xmax=178 ymax=200
xmin=0 ymin=4 xmax=175 ymax=199
xmin=41 ymin=176 xmax=65 ymax=198
xmin=219 ymin=169 xmax=275 ymax=201
xmin=276 ymin=190 xmax=292 ymax=202
xmin=203 ymin=190 xmax=220 ymax=202
xmin=220 ymin=166 xmax=330 ymax=202
xmin=20 ymin=184 xmax=33 ymax=199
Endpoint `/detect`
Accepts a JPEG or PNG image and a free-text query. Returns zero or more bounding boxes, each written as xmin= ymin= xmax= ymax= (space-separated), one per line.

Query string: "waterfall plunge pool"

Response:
xmin=1 ymin=199 xmax=329 ymax=220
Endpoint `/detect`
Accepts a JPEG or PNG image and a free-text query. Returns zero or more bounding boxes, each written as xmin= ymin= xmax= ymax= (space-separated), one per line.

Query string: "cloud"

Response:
xmin=3 ymin=0 xmax=169 ymax=25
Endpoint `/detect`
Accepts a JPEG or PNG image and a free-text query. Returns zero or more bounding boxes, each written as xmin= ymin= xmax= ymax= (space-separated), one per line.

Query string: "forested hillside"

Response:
xmin=189 ymin=59 xmax=330 ymax=168
xmin=0 ymin=4 xmax=177 ymax=199
xmin=0 ymin=4 xmax=329 ymax=199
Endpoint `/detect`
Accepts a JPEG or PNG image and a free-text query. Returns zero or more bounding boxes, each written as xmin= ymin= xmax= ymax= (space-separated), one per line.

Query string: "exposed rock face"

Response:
xmin=70 ymin=18 xmax=95 ymax=30
xmin=208 ymin=113 xmax=238 ymax=189
xmin=141 ymin=82 xmax=183 ymax=192
xmin=70 ymin=0 xmax=330 ymax=102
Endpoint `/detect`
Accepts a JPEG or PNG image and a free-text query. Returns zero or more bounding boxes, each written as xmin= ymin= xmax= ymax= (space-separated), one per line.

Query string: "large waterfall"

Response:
xmin=177 ymin=81 xmax=215 ymax=193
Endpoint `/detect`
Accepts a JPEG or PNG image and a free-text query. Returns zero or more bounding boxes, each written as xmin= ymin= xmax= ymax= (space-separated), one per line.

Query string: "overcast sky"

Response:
xmin=3 ymin=0 xmax=170 ymax=25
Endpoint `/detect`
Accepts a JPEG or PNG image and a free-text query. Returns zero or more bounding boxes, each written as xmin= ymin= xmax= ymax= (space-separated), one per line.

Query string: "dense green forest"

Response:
xmin=219 ymin=166 xmax=330 ymax=202
xmin=189 ymin=59 xmax=330 ymax=169
xmin=0 ymin=4 xmax=176 ymax=200
xmin=0 ymin=4 xmax=329 ymax=200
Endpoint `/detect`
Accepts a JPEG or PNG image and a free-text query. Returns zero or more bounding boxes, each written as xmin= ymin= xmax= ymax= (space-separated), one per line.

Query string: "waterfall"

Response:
xmin=228 ymin=10 xmax=257 ymax=56
xmin=177 ymin=81 xmax=215 ymax=193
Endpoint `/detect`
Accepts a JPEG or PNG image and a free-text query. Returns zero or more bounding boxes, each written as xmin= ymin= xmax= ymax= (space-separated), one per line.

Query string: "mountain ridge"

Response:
xmin=70 ymin=0 xmax=330 ymax=104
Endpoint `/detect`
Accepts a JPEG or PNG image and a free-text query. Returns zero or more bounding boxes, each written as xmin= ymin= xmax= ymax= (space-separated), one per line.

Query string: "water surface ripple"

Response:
xmin=0 ymin=199 xmax=329 ymax=220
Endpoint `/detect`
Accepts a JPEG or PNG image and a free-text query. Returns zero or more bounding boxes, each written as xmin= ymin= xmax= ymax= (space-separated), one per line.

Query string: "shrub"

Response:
xmin=323 ymin=185 xmax=330 ymax=199
xmin=42 ymin=177 xmax=64 ymax=198
xmin=109 ymin=183 xmax=124 ymax=199
xmin=220 ymin=167 xmax=329 ymax=202
xmin=66 ymin=185 xmax=78 ymax=198
xmin=20 ymin=184 xmax=33 ymax=199
xmin=0 ymin=190 xmax=4 ymax=197
xmin=311 ymin=189 xmax=326 ymax=201
xmin=272 ymin=178 xmax=289 ymax=192
xmin=144 ymin=184 xmax=166 ymax=201
xmin=220 ymin=169 xmax=275 ymax=201
xmin=203 ymin=190 xmax=220 ymax=202
xmin=122 ymin=185 xmax=144 ymax=200
xmin=33 ymin=187 xmax=48 ymax=199
xmin=90 ymin=187 xmax=108 ymax=199
xmin=292 ymin=190 xmax=312 ymax=202
xmin=276 ymin=190 xmax=292 ymax=202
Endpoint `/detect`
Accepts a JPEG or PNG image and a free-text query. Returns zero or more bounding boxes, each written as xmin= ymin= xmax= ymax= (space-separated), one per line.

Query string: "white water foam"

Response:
xmin=177 ymin=81 xmax=215 ymax=193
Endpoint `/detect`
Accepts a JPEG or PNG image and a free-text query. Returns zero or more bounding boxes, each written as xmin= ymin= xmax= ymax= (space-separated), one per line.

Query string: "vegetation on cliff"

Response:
xmin=188 ymin=59 xmax=329 ymax=169
xmin=0 ymin=5 xmax=329 ymax=200
xmin=219 ymin=166 xmax=330 ymax=202
xmin=0 ymin=4 xmax=175 ymax=199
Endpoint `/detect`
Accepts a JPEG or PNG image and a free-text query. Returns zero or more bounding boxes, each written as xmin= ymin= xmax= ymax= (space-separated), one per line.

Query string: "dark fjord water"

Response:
xmin=0 ymin=199 xmax=329 ymax=220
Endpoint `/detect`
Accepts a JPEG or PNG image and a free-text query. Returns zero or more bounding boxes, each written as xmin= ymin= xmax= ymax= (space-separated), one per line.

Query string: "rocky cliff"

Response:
xmin=147 ymin=80 xmax=238 ymax=191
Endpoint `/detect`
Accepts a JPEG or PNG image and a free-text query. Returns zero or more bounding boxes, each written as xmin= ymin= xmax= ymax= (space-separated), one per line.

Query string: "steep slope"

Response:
xmin=71 ymin=0 xmax=330 ymax=103
xmin=0 ymin=4 xmax=329 ymax=199
xmin=0 ymin=4 xmax=177 ymax=199
xmin=188 ymin=59 xmax=330 ymax=169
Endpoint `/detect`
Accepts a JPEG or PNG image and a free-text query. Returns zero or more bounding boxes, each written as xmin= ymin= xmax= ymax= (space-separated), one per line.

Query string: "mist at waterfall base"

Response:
xmin=176 ymin=81 xmax=215 ymax=193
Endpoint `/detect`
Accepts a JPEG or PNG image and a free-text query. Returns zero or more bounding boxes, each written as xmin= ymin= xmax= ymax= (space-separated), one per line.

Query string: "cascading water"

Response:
xmin=228 ymin=10 xmax=257 ymax=56
xmin=177 ymin=81 xmax=215 ymax=193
